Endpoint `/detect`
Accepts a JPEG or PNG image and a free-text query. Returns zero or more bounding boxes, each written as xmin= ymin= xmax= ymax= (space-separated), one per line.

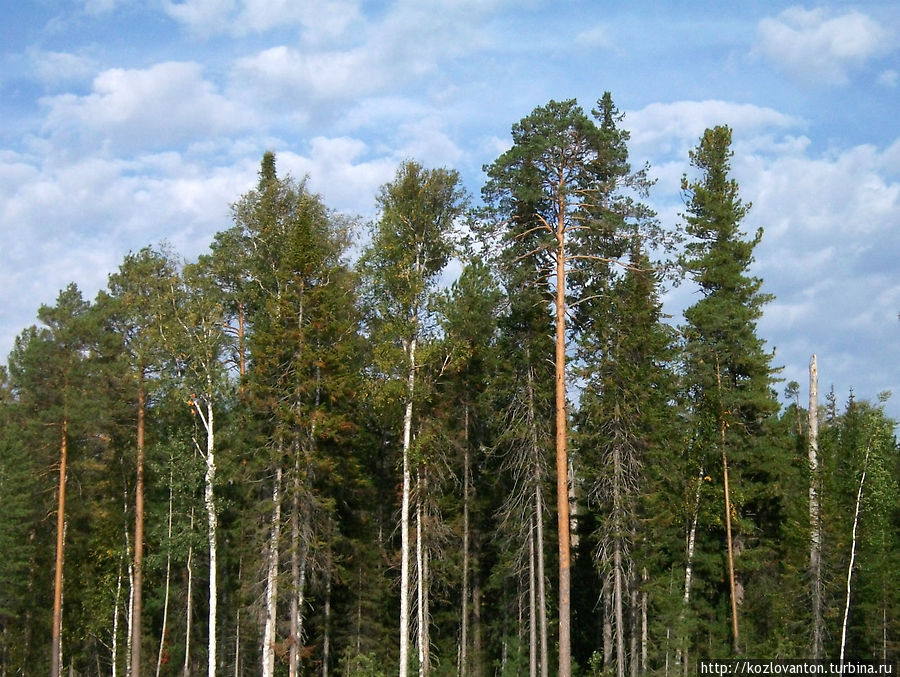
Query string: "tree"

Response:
xmin=679 ymin=126 xmax=780 ymax=656
xmin=483 ymin=94 xmax=671 ymax=676
xmin=101 ymin=246 xmax=181 ymax=676
xmin=361 ymin=160 xmax=466 ymax=677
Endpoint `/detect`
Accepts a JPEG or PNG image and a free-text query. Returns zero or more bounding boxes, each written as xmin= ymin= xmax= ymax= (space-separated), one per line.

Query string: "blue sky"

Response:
xmin=1 ymin=0 xmax=898 ymax=419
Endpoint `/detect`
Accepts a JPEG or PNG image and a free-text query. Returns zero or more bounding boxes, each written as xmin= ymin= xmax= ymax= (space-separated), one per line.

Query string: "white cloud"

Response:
xmin=29 ymin=49 xmax=97 ymax=87
xmin=626 ymin=100 xmax=801 ymax=161
xmin=40 ymin=62 xmax=256 ymax=154
xmin=575 ymin=24 xmax=615 ymax=50
xmin=755 ymin=7 xmax=895 ymax=85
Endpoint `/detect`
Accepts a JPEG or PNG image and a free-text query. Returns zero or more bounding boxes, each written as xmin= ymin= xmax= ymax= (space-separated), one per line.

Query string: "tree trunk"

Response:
xmin=51 ymin=418 xmax=68 ymax=677
xmin=399 ymin=337 xmax=416 ymax=677
xmin=676 ymin=468 xmax=703 ymax=674
xmin=183 ymin=509 xmax=194 ymax=677
xmin=262 ymin=464 xmax=283 ymax=677
xmin=529 ymin=516 xmax=538 ymax=677
xmin=416 ymin=468 xmax=431 ymax=677
xmin=321 ymin=555 xmax=332 ymax=677
xmin=840 ymin=441 xmax=871 ymax=663
xmin=716 ymin=357 xmax=739 ymax=654
xmin=289 ymin=452 xmax=304 ymax=677
xmin=156 ymin=460 xmax=175 ymax=677
xmin=202 ymin=398 xmax=217 ymax=677
xmin=613 ymin=439 xmax=626 ymax=677
xmin=808 ymin=355 xmax=824 ymax=659
xmin=460 ymin=405 xmax=470 ymax=677
xmin=112 ymin=553 xmax=124 ymax=677
xmin=554 ymin=194 xmax=572 ymax=677
xmin=525 ymin=362 xmax=549 ymax=677
xmin=132 ymin=377 xmax=146 ymax=677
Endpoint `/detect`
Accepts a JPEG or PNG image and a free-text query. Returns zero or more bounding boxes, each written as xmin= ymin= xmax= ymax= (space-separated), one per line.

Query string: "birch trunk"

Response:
xmin=112 ymin=555 xmax=123 ymax=677
xmin=262 ymin=464 xmax=283 ymax=677
xmin=183 ymin=509 xmax=194 ymax=677
xmin=202 ymin=398 xmax=217 ymax=677
xmin=399 ymin=337 xmax=416 ymax=677
xmin=808 ymin=355 xmax=824 ymax=658
xmin=676 ymin=468 xmax=704 ymax=674
xmin=155 ymin=461 xmax=175 ymax=677
xmin=840 ymin=441 xmax=870 ymax=663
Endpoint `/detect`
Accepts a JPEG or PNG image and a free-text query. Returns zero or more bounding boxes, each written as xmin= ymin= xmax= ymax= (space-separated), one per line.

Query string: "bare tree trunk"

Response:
xmin=156 ymin=460 xmax=175 ymax=677
xmin=613 ymin=441 xmax=626 ymax=677
xmin=554 ymin=198 xmax=572 ymax=677
xmin=641 ymin=569 xmax=648 ymax=675
xmin=262 ymin=465 xmax=283 ymax=677
xmin=112 ymin=553 xmax=124 ymax=677
xmin=190 ymin=395 xmax=219 ymax=677
xmin=529 ymin=517 xmax=538 ymax=677
xmin=603 ymin=590 xmax=613 ymax=670
xmin=322 ymin=556 xmax=332 ymax=677
xmin=715 ymin=358 xmax=739 ymax=654
xmin=525 ymin=363 xmax=549 ymax=677
xmin=808 ymin=355 xmax=824 ymax=659
xmin=840 ymin=441 xmax=871 ymax=663
xmin=132 ymin=378 xmax=146 ymax=677
xmin=183 ymin=509 xmax=194 ymax=677
xmin=51 ymin=418 xmax=69 ymax=677
xmin=675 ymin=468 xmax=703 ymax=675
xmin=399 ymin=337 xmax=416 ymax=677
xmin=234 ymin=557 xmax=242 ymax=677
xmin=416 ymin=469 xmax=431 ymax=677
xmin=460 ymin=405 xmax=470 ymax=677
xmin=289 ymin=452 xmax=304 ymax=677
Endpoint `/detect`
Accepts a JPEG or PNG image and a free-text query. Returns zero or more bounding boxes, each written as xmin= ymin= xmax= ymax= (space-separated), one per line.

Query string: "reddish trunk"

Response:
xmin=555 ymin=195 xmax=571 ymax=677
xmin=51 ymin=418 xmax=68 ymax=677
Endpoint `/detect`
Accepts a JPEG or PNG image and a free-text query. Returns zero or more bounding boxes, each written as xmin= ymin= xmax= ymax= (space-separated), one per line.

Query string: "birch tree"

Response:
xmin=361 ymin=160 xmax=465 ymax=677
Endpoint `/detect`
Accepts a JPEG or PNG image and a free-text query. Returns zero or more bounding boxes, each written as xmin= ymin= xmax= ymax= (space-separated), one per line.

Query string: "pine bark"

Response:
xmin=131 ymin=377 xmax=146 ymax=677
xmin=51 ymin=418 xmax=68 ymax=677
xmin=554 ymin=192 xmax=572 ymax=677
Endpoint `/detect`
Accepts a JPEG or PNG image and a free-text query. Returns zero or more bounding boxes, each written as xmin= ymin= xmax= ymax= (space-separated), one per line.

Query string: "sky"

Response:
xmin=1 ymin=0 xmax=898 ymax=420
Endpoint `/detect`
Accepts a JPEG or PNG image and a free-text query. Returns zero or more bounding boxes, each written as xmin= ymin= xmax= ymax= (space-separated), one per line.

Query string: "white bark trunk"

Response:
xmin=262 ymin=465 xmax=283 ymax=677
xmin=840 ymin=442 xmax=870 ymax=663
xmin=156 ymin=461 xmax=175 ymax=677
xmin=399 ymin=337 xmax=416 ymax=677
xmin=112 ymin=555 xmax=123 ymax=677
xmin=808 ymin=355 xmax=823 ymax=658
xmin=183 ymin=509 xmax=195 ymax=677
xmin=676 ymin=468 xmax=704 ymax=673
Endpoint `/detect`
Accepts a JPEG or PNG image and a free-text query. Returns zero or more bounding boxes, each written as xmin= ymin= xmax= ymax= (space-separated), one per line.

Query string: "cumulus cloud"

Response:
xmin=626 ymin=100 xmax=801 ymax=161
xmin=40 ymin=62 xmax=256 ymax=154
xmin=755 ymin=7 xmax=895 ymax=85
xmin=163 ymin=0 xmax=363 ymax=40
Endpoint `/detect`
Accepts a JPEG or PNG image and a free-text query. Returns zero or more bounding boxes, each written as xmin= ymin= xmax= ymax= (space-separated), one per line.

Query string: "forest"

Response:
xmin=0 ymin=94 xmax=897 ymax=677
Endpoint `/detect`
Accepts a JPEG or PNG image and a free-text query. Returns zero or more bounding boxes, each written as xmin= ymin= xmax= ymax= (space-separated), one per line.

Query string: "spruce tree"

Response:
xmin=679 ymin=126 xmax=780 ymax=657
